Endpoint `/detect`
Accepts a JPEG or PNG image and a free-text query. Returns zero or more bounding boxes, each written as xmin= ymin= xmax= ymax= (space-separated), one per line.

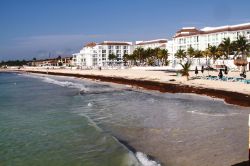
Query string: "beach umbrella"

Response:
xmin=195 ymin=66 xmax=198 ymax=76
xmin=218 ymin=69 xmax=223 ymax=79
xmin=224 ymin=66 xmax=228 ymax=75
xmin=201 ymin=66 xmax=204 ymax=74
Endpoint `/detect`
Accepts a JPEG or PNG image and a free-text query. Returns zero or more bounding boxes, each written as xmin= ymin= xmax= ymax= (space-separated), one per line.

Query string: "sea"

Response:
xmin=1 ymin=72 xmax=250 ymax=166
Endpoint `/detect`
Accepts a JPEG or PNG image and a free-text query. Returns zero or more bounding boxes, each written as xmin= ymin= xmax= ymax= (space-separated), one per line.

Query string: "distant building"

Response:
xmin=30 ymin=56 xmax=73 ymax=67
xmin=135 ymin=39 xmax=167 ymax=50
xmin=172 ymin=22 xmax=250 ymax=54
xmin=73 ymin=41 xmax=133 ymax=68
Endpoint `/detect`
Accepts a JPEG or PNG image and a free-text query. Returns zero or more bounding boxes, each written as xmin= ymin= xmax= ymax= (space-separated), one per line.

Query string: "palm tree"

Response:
xmin=145 ymin=48 xmax=155 ymax=66
xmin=133 ymin=48 xmax=145 ymax=65
xmin=175 ymin=49 xmax=187 ymax=62
xmin=233 ymin=36 xmax=250 ymax=72
xmin=202 ymin=48 xmax=210 ymax=66
xmin=234 ymin=36 xmax=250 ymax=60
xmin=123 ymin=54 xmax=130 ymax=66
xmin=208 ymin=45 xmax=219 ymax=64
xmin=194 ymin=50 xmax=204 ymax=65
xmin=194 ymin=50 xmax=203 ymax=58
xmin=158 ymin=49 xmax=169 ymax=66
xmin=187 ymin=46 xmax=195 ymax=59
xmin=180 ymin=61 xmax=192 ymax=80
xmin=219 ymin=38 xmax=234 ymax=62
xmin=154 ymin=47 xmax=161 ymax=66
xmin=108 ymin=53 xmax=117 ymax=66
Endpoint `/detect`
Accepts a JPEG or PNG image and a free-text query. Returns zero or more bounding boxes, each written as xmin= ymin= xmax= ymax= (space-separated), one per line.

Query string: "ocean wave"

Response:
xmin=41 ymin=77 xmax=89 ymax=91
xmin=22 ymin=73 xmax=131 ymax=94
xmin=136 ymin=152 xmax=161 ymax=166
xmin=187 ymin=110 xmax=239 ymax=117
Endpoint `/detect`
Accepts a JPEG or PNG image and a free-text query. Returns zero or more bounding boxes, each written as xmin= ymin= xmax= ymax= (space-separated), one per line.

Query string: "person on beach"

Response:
xmin=218 ymin=69 xmax=223 ymax=79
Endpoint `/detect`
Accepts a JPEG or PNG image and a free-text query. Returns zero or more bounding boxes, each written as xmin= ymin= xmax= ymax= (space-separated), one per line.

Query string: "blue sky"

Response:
xmin=0 ymin=0 xmax=249 ymax=60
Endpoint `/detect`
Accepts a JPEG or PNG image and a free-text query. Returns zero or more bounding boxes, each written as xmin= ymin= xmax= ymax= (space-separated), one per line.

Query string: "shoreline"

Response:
xmin=6 ymin=69 xmax=250 ymax=108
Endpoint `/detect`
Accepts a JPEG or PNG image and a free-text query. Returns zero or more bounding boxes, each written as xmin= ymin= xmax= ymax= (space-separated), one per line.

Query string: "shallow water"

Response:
xmin=1 ymin=72 xmax=250 ymax=166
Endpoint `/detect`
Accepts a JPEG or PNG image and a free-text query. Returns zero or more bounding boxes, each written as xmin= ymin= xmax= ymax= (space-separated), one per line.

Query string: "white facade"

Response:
xmin=135 ymin=39 xmax=167 ymax=50
xmin=72 ymin=22 xmax=250 ymax=69
xmin=172 ymin=22 xmax=250 ymax=54
xmin=73 ymin=41 xmax=133 ymax=68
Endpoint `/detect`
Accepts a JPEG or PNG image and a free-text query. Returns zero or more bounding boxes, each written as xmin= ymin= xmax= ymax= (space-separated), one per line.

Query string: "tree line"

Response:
xmin=0 ymin=60 xmax=28 ymax=67
xmin=107 ymin=47 xmax=170 ymax=66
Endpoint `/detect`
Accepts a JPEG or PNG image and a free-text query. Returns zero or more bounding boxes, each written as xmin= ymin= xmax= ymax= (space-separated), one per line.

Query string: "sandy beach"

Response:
xmin=13 ymin=67 xmax=250 ymax=94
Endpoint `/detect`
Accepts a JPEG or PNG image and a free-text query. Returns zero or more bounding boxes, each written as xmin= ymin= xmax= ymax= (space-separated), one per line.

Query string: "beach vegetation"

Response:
xmin=0 ymin=60 xmax=28 ymax=67
xmin=108 ymin=53 xmax=117 ymax=61
xmin=129 ymin=47 xmax=170 ymax=66
xmin=233 ymin=36 xmax=250 ymax=60
xmin=158 ymin=49 xmax=169 ymax=66
xmin=175 ymin=49 xmax=187 ymax=60
xmin=180 ymin=61 xmax=192 ymax=80
xmin=207 ymin=45 xmax=220 ymax=63
xmin=108 ymin=53 xmax=117 ymax=66
xmin=187 ymin=46 xmax=196 ymax=59
xmin=219 ymin=37 xmax=234 ymax=61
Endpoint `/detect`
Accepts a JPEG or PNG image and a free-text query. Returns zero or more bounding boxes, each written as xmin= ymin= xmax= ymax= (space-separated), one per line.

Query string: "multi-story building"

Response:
xmin=72 ymin=22 xmax=250 ymax=68
xmin=73 ymin=41 xmax=133 ymax=68
xmin=172 ymin=22 xmax=250 ymax=54
xmin=135 ymin=39 xmax=167 ymax=50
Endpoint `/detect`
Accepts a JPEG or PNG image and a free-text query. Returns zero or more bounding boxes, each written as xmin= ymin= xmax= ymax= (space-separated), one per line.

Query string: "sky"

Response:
xmin=0 ymin=0 xmax=250 ymax=61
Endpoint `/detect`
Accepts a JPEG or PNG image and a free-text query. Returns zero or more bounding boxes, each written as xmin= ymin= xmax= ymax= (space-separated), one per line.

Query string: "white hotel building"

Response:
xmin=172 ymin=22 xmax=250 ymax=54
xmin=170 ymin=22 xmax=250 ymax=69
xmin=73 ymin=22 xmax=250 ymax=69
xmin=73 ymin=41 xmax=133 ymax=68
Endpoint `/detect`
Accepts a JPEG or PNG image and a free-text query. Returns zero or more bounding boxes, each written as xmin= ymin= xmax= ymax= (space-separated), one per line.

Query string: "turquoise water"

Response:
xmin=0 ymin=73 xmax=141 ymax=166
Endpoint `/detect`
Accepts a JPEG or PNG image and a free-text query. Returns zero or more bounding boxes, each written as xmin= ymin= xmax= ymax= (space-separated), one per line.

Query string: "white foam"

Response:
xmin=136 ymin=152 xmax=161 ymax=166
xmin=42 ymin=77 xmax=88 ymax=91
xmin=87 ymin=103 xmax=92 ymax=107
xmin=20 ymin=73 xmax=87 ymax=91
xmin=187 ymin=110 xmax=239 ymax=117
